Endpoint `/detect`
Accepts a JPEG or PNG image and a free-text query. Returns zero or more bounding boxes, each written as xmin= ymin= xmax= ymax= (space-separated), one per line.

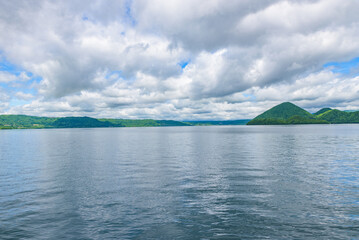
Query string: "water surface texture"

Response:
xmin=1 ymin=125 xmax=359 ymax=239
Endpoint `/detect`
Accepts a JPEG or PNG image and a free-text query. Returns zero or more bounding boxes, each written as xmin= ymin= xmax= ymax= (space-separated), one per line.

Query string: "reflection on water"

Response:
xmin=1 ymin=125 xmax=359 ymax=239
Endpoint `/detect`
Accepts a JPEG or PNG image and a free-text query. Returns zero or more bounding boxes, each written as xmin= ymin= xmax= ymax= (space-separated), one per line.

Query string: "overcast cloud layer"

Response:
xmin=1 ymin=0 xmax=359 ymax=119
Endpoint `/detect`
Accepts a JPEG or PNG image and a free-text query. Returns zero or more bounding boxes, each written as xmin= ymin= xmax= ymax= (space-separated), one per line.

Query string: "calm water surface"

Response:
xmin=1 ymin=125 xmax=359 ymax=239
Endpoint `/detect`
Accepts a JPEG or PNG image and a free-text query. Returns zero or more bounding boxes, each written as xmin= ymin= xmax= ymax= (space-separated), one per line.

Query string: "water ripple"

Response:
xmin=1 ymin=125 xmax=359 ymax=239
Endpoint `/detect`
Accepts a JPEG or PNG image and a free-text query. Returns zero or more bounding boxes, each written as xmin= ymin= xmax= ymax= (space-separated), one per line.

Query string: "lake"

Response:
xmin=1 ymin=125 xmax=359 ymax=239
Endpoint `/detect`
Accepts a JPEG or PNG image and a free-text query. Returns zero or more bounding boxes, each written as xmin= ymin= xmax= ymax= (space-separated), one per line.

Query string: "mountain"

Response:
xmin=316 ymin=109 xmax=359 ymax=123
xmin=247 ymin=102 xmax=359 ymax=125
xmin=314 ymin=108 xmax=331 ymax=115
xmin=251 ymin=102 xmax=313 ymax=120
xmin=247 ymin=102 xmax=328 ymax=125
xmin=247 ymin=102 xmax=329 ymax=125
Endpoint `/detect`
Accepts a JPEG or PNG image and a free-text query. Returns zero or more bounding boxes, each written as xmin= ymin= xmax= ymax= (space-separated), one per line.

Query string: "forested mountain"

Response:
xmin=247 ymin=102 xmax=359 ymax=125
xmin=251 ymin=102 xmax=313 ymax=120
xmin=316 ymin=109 xmax=359 ymax=123
xmin=247 ymin=102 xmax=328 ymax=125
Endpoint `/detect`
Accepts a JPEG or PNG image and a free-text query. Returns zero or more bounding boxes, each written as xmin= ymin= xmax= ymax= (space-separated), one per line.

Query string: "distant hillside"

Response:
xmin=100 ymin=119 xmax=251 ymax=127
xmin=185 ymin=120 xmax=250 ymax=126
xmin=247 ymin=102 xmax=359 ymax=125
xmin=52 ymin=117 xmax=120 ymax=128
xmin=0 ymin=115 xmax=57 ymax=129
xmin=98 ymin=119 xmax=191 ymax=127
xmin=0 ymin=115 xmax=197 ymax=129
xmin=0 ymin=115 xmax=251 ymax=129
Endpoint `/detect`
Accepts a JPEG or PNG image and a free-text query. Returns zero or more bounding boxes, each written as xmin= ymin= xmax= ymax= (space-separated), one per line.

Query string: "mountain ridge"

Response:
xmin=0 ymin=115 xmax=248 ymax=129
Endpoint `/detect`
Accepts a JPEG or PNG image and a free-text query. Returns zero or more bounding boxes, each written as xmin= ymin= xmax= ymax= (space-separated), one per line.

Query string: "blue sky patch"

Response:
xmin=0 ymin=57 xmax=36 ymax=80
xmin=243 ymin=93 xmax=256 ymax=101
xmin=125 ymin=0 xmax=136 ymax=26
xmin=178 ymin=60 xmax=190 ymax=69
xmin=0 ymin=56 xmax=39 ymax=97
xmin=9 ymin=99 xmax=31 ymax=107
xmin=323 ymin=57 xmax=359 ymax=75
xmin=106 ymin=70 xmax=123 ymax=79
xmin=0 ymin=57 xmax=23 ymax=76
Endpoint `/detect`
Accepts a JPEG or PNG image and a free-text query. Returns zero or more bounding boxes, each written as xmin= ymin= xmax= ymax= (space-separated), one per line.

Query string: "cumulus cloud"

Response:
xmin=1 ymin=0 xmax=359 ymax=119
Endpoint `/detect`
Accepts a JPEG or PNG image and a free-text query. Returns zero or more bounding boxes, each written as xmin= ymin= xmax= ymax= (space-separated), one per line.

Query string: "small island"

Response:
xmin=247 ymin=102 xmax=359 ymax=125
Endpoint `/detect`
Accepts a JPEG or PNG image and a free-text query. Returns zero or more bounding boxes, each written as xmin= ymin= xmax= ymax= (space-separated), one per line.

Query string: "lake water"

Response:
xmin=1 ymin=125 xmax=359 ymax=239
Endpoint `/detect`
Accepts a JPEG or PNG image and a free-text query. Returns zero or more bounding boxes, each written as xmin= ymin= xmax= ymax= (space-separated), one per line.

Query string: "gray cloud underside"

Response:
xmin=1 ymin=0 xmax=359 ymax=119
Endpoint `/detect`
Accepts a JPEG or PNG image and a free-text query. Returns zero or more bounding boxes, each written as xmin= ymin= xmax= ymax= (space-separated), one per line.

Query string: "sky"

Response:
xmin=1 ymin=0 xmax=359 ymax=120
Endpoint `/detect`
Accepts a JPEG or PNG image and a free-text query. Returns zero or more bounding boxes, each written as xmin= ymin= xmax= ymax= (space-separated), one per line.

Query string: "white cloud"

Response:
xmin=1 ymin=0 xmax=359 ymax=119
xmin=0 ymin=71 xmax=17 ymax=83
xmin=14 ymin=92 xmax=34 ymax=100
xmin=0 ymin=71 xmax=31 ymax=83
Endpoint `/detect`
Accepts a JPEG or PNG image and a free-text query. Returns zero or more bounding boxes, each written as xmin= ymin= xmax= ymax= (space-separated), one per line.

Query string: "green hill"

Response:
xmin=251 ymin=102 xmax=312 ymax=120
xmin=314 ymin=108 xmax=331 ymax=115
xmin=286 ymin=115 xmax=328 ymax=124
xmin=317 ymin=109 xmax=359 ymax=123
xmin=247 ymin=102 xmax=326 ymax=125
xmin=0 ymin=115 xmax=57 ymax=129
xmin=247 ymin=102 xmax=359 ymax=125
xmin=247 ymin=102 xmax=329 ymax=125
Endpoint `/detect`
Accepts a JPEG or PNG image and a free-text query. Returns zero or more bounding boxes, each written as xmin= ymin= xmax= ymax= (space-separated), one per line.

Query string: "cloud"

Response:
xmin=132 ymin=0 xmax=280 ymax=50
xmin=14 ymin=92 xmax=34 ymax=100
xmin=0 ymin=71 xmax=32 ymax=84
xmin=1 ymin=0 xmax=359 ymax=119
xmin=0 ymin=71 xmax=17 ymax=83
